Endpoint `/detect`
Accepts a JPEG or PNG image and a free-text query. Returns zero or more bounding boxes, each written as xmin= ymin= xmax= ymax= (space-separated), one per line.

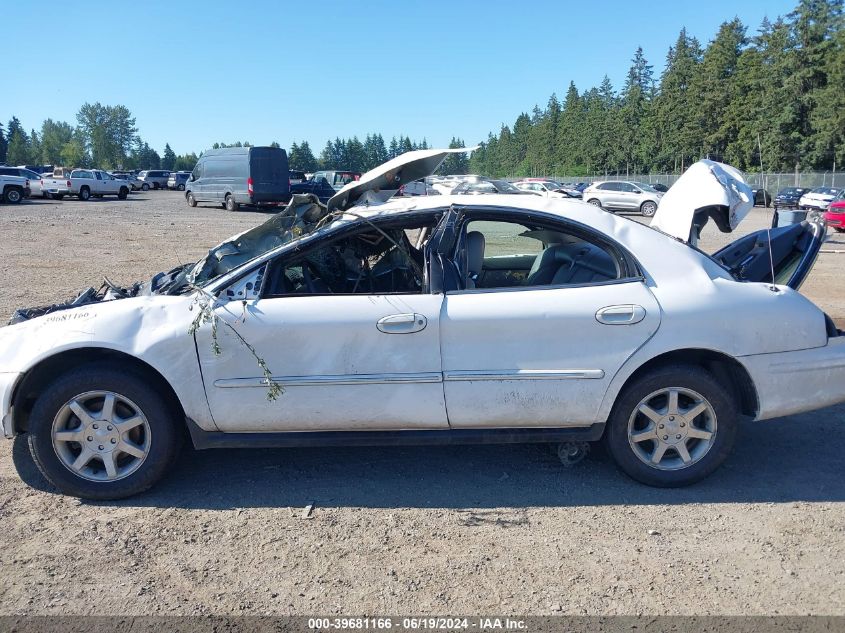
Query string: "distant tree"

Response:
xmin=40 ymin=119 xmax=75 ymax=165
xmin=289 ymin=141 xmax=317 ymax=171
xmin=60 ymin=134 xmax=87 ymax=168
xmin=6 ymin=125 xmax=31 ymax=165
xmin=0 ymin=122 xmax=6 ymax=163
xmin=174 ymin=152 xmax=198 ymax=171
xmin=75 ymin=102 xmax=138 ymax=168
xmin=161 ymin=143 xmax=176 ymax=170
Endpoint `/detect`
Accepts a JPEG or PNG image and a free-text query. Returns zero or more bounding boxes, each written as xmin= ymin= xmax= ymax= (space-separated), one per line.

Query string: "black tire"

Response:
xmin=56 ymin=195 xmax=65 ymax=200
xmin=27 ymin=362 xmax=183 ymax=500
xmin=587 ymin=198 xmax=602 ymax=207
xmin=177 ymin=184 xmax=185 ymax=191
xmin=4 ymin=187 xmax=23 ymax=204
xmin=41 ymin=192 xmax=49 ymax=198
xmin=141 ymin=183 xmax=150 ymax=191
xmin=640 ymin=200 xmax=657 ymax=217
xmin=835 ymin=227 xmax=845 ymax=233
xmin=152 ymin=182 xmax=159 ymax=190
xmin=118 ymin=187 xmax=129 ymax=200
xmin=604 ymin=365 xmax=738 ymax=487
xmin=186 ymin=192 xmax=197 ymax=207
xmin=79 ymin=186 xmax=91 ymax=201
xmin=225 ymin=194 xmax=239 ymax=212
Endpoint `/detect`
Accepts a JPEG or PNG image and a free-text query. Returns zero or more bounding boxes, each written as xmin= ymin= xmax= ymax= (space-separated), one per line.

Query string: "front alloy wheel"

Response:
xmin=27 ymin=363 xmax=182 ymax=499
xmin=51 ymin=391 xmax=151 ymax=482
xmin=640 ymin=201 xmax=657 ymax=216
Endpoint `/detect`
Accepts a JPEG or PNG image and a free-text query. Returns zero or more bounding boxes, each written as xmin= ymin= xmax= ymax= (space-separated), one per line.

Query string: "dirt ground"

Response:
xmin=0 ymin=191 xmax=843 ymax=616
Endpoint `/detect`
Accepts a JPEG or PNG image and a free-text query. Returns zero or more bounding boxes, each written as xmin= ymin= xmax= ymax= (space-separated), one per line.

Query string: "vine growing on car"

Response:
xmin=187 ymin=288 xmax=284 ymax=401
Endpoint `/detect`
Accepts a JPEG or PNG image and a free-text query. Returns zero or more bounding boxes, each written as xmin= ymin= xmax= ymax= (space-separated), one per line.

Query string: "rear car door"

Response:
xmin=435 ymin=210 xmax=660 ymax=428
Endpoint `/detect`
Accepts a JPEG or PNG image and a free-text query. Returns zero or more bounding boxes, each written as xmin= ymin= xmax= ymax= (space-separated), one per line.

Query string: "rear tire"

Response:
xmin=26 ymin=362 xmax=183 ymax=500
xmin=225 ymin=194 xmax=239 ymax=212
xmin=141 ymin=183 xmax=150 ymax=191
xmin=187 ymin=192 xmax=197 ymax=207
xmin=79 ymin=187 xmax=91 ymax=201
xmin=640 ymin=200 xmax=657 ymax=217
xmin=177 ymin=184 xmax=185 ymax=191
xmin=604 ymin=365 xmax=737 ymax=487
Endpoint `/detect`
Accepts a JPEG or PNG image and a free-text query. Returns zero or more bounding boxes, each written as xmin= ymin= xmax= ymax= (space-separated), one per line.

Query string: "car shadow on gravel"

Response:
xmin=13 ymin=404 xmax=845 ymax=509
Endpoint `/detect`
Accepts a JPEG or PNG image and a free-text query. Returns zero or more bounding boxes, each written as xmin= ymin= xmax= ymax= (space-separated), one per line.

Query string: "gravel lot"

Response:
xmin=0 ymin=191 xmax=843 ymax=616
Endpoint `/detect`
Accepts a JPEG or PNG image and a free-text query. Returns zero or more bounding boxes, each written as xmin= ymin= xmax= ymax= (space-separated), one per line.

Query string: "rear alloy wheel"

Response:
xmin=640 ymin=200 xmax=657 ymax=217
xmin=141 ymin=183 xmax=150 ymax=191
xmin=27 ymin=363 xmax=182 ymax=499
xmin=605 ymin=365 xmax=737 ymax=487
xmin=118 ymin=187 xmax=129 ymax=200
xmin=587 ymin=198 xmax=602 ymax=207
xmin=225 ymin=194 xmax=239 ymax=212
xmin=79 ymin=187 xmax=91 ymax=201
xmin=177 ymin=184 xmax=185 ymax=191
xmin=187 ymin=192 xmax=197 ymax=207
xmin=4 ymin=187 xmax=23 ymax=204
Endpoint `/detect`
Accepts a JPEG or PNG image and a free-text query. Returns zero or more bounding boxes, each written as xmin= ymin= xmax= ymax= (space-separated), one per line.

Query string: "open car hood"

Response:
xmin=650 ymin=160 xmax=754 ymax=244
xmin=327 ymin=147 xmax=476 ymax=213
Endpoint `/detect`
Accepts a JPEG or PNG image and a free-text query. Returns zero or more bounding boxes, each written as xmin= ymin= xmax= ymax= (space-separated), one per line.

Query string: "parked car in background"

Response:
xmin=311 ymin=170 xmax=362 ymax=192
xmin=67 ymin=170 xmax=132 ymax=200
xmin=651 ymin=183 xmax=670 ymax=193
xmin=20 ymin=165 xmax=53 ymax=176
xmin=514 ymin=180 xmax=581 ymax=198
xmin=114 ymin=172 xmax=143 ymax=191
xmin=0 ymin=173 xmax=28 ymax=203
xmin=0 ymin=167 xmax=43 ymax=197
xmin=289 ymin=176 xmax=336 ymax=203
xmin=289 ymin=170 xmax=307 ymax=185
xmin=137 ymin=170 xmax=171 ymax=190
xmin=582 ymin=181 xmax=664 ymax=216
xmin=452 ymin=179 xmax=536 ymax=195
xmin=399 ymin=180 xmax=440 ymax=196
xmin=40 ymin=168 xmax=74 ymax=199
xmin=823 ymin=192 xmax=845 ymax=232
xmin=752 ymin=188 xmax=771 ymax=207
xmin=167 ymin=172 xmax=190 ymax=191
xmin=773 ymin=187 xmax=811 ymax=210
xmin=185 ymin=146 xmax=290 ymax=211
xmin=799 ymin=187 xmax=842 ymax=217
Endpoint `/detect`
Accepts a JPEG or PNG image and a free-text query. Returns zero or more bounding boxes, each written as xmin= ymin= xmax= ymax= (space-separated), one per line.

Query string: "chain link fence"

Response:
xmin=516 ymin=171 xmax=845 ymax=190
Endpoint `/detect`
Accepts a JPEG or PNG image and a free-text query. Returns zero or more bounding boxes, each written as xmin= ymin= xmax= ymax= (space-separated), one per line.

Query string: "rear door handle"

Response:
xmin=595 ymin=305 xmax=646 ymax=325
xmin=377 ymin=313 xmax=427 ymax=334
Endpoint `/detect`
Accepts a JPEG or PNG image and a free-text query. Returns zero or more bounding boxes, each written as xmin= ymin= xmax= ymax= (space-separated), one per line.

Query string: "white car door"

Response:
xmin=196 ymin=219 xmax=448 ymax=433
xmin=437 ymin=214 xmax=661 ymax=428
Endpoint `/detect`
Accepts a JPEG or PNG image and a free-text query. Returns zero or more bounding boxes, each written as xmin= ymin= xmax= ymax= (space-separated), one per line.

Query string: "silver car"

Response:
xmin=582 ymin=180 xmax=663 ymax=216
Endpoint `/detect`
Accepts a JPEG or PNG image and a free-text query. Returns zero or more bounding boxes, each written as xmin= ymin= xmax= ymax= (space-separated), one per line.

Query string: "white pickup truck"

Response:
xmin=41 ymin=168 xmax=132 ymax=200
xmin=0 ymin=174 xmax=29 ymax=204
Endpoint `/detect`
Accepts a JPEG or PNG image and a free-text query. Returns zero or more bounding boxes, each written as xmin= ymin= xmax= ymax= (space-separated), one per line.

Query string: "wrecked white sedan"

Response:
xmin=0 ymin=149 xmax=839 ymax=499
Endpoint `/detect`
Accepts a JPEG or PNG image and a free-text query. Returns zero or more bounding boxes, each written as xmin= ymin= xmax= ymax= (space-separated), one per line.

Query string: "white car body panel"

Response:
xmin=0 ymin=155 xmax=843 ymax=442
xmin=441 ymin=280 xmax=660 ymax=427
xmin=197 ymin=294 xmax=448 ymax=431
xmin=799 ymin=190 xmax=839 ymax=210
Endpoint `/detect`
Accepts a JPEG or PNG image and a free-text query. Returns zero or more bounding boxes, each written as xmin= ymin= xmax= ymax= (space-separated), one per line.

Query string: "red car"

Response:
xmin=823 ymin=191 xmax=845 ymax=232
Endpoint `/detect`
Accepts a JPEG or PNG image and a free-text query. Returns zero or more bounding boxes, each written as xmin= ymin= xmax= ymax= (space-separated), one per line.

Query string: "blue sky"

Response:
xmin=4 ymin=0 xmax=797 ymax=157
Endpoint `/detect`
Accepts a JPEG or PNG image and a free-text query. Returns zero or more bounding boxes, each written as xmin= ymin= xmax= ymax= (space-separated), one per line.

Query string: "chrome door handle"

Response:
xmin=376 ymin=313 xmax=427 ymax=334
xmin=595 ymin=305 xmax=646 ymax=325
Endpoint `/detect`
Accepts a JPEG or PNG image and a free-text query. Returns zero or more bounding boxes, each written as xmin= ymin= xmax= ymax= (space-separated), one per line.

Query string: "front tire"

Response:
xmin=587 ymin=198 xmax=602 ymax=207
xmin=118 ymin=187 xmax=129 ymax=200
xmin=27 ymin=363 xmax=183 ymax=500
xmin=141 ymin=183 xmax=150 ymax=191
xmin=604 ymin=365 xmax=737 ymax=487
xmin=177 ymin=184 xmax=185 ymax=191
xmin=640 ymin=200 xmax=657 ymax=217
xmin=186 ymin=192 xmax=197 ymax=207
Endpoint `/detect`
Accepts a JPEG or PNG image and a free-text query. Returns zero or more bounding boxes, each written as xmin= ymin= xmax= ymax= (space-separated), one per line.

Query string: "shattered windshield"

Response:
xmin=187 ymin=194 xmax=334 ymax=288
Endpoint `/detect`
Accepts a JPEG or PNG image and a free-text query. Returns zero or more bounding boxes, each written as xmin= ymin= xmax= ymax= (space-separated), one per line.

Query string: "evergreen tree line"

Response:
xmin=0 ymin=104 xmax=198 ymax=172
xmin=469 ymin=0 xmax=844 ymax=178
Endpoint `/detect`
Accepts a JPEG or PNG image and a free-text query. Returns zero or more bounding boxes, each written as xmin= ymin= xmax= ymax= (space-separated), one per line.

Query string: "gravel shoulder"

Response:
xmin=0 ymin=192 xmax=843 ymax=616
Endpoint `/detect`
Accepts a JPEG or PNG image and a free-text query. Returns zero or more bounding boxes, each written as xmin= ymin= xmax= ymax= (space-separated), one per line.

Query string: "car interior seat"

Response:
xmin=465 ymin=231 xmax=486 ymax=288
